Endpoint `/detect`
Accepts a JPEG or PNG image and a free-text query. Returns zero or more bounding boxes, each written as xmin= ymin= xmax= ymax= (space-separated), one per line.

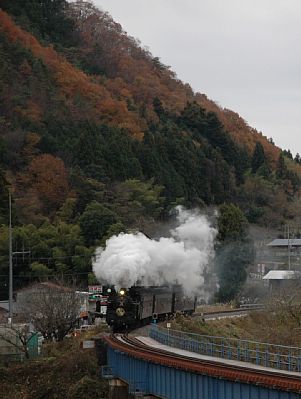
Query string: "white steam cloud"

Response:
xmin=92 ymin=206 xmax=217 ymax=294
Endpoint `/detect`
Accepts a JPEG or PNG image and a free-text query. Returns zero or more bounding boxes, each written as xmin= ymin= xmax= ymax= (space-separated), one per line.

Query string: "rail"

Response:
xmin=149 ymin=325 xmax=301 ymax=373
xmin=239 ymin=303 xmax=264 ymax=309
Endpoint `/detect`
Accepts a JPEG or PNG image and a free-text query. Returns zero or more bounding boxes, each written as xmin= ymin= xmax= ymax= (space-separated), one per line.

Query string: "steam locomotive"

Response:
xmin=106 ymin=285 xmax=196 ymax=331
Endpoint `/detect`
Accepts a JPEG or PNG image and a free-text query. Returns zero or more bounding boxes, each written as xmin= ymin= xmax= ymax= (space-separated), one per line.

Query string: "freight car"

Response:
xmin=106 ymin=285 xmax=196 ymax=331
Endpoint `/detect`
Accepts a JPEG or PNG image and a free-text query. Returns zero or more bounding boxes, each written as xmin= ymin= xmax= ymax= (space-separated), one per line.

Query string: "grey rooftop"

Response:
xmin=267 ymin=239 xmax=301 ymax=247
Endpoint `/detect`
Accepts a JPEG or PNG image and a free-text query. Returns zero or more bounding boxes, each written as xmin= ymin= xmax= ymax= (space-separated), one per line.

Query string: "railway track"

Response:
xmin=193 ymin=305 xmax=264 ymax=320
xmin=128 ymin=306 xmax=261 ymax=335
xmin=103 ymin=333 xmax=301 ymax=393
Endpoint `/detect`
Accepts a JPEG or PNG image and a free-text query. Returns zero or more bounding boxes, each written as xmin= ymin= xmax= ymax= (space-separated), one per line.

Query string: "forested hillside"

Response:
xmin=0 ymin=0 xmax=300 ymax=299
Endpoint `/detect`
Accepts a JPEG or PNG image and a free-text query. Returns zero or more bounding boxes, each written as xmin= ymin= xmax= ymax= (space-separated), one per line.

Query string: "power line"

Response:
xmin=0 ymin=271 xmax=92 ymax=278
xmin=12 ymin=254 xmax=99 ymax=261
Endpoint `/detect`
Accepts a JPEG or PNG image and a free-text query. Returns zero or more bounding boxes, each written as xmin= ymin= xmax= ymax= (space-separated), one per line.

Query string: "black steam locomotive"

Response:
xmin=106 ymin=285 xmax=196 ymax=331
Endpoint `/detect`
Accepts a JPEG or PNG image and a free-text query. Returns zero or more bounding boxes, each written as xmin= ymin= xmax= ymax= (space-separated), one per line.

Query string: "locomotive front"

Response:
xmin=106 ymin=287 xmax=138 ymax=331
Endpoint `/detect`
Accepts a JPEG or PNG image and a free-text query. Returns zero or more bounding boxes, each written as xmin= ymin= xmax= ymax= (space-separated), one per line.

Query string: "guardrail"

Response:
xmin=239 ymin=303 xmax=264 ymax=309
xmin=150 ymin=325 xmax=301 ymax=373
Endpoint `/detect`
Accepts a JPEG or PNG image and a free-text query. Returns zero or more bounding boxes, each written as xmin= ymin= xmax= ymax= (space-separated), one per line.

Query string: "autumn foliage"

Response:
xmin=17 ymin=154 xmax=70 ymax=217
xmin=0 ymin=4 xmax=282 ymax=162
xmin=68 ymin=1 xmax=281 ymax=164
xmin=0 ymin=9 xmax=144 ymax=139
xmin=0 ymin=0 xmax=301 ymax=302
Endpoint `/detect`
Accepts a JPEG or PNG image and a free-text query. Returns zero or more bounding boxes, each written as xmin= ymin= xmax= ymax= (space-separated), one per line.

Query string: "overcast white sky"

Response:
xmin=94 ymin=0 xmax=301 ymax=154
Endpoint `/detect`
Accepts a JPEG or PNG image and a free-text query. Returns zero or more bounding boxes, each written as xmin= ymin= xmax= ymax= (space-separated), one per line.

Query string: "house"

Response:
xmin=262 ymin=270 xmax=301 ymax=293
xmin=15 ymin=282 xmax=90 ymax=324
xmin=0 ymin=306 xmax=8 ymax=323
xmin=266 ymin=239 xmax=301 ymax=269
xmin=253 ymin=238 xmax=301 ymax=278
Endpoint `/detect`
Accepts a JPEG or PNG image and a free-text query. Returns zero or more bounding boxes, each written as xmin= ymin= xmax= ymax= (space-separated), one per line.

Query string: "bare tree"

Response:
xmin=261 ymin=277 xmax=301 ymax=346
xmin=19 ymin=282 xmax=82 ymax=341
xmin=270 ymin=279 xmax=301 ymax=327
xmin=0 ymin=324 xmax=32 ymax=359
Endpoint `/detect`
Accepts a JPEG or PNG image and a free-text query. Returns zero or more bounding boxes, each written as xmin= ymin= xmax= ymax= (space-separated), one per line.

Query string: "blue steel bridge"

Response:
xmin=101 ymin=325 xmax=301 ymax=399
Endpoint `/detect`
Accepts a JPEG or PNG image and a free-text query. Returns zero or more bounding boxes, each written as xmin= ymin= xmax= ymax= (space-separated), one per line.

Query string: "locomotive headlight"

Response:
xmin=107 ymin=288 xmax=112 ymax=293
xmin=116 ymin=307 xmax=125 ymax=316
xmin=119 ymin=289 xmax=125 ymax=296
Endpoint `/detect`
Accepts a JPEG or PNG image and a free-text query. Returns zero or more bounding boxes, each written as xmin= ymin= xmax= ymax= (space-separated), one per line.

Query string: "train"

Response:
xmin=106 ymin=285 xmax=196 ymax=331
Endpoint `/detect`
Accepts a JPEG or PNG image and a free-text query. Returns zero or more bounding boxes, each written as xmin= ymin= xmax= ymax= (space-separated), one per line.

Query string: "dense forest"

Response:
xmin=0 ymin=0 xmax=301 ymax=300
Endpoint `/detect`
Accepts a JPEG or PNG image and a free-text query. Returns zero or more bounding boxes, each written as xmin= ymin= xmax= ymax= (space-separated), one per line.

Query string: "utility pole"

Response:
xmin=8 ymin=192 xmax=30 ymax=325
xmin=287 ymin=224 xmax=291 ymax=271
xmin=8 ymin=191 xmax=12 ymax=324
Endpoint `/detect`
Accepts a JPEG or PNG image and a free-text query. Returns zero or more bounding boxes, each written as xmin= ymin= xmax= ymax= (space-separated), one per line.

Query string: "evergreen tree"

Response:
xmin=217 ymin=203 xmax=248 ymax=242
xmin=79 ymin=201 xmax=117 ymax=245
xmin=216 ymin=203 xmax=253 ymax=302
xmin=286 ymin=170 xmax=300 ymax=193
xmin=251 ymin=142 xmax=266 ymax=173
xmin=295 ymin=153 xmax=301 ymax=164
xmin=257 ymin=162 xmax=271 ymax=179
xmin=179 ymin=101 xmax=207 ymax=131
xmin=234 ymin=148 xmax=250 ymax=184
xmin=180 ymin=103 xmax=250 ymax=185
xmin=282 ymin=149 xmax=293 ymax=159
xmin=0 ymin=0 xmax=76 ymax=46
xmin=0 ymin=168 xmax=9 ymax=224
xmin=276 ymin=153 xmax=287 ymax=179
xmin=153 ymin=97 xmax=166 ymax=120
xmin=216 ymin=241 xmax=253 ymax=302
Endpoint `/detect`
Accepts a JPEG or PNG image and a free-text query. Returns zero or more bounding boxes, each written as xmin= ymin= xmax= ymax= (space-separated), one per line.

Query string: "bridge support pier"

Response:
xmin=109 ymin=378 xmax=128 ymax=399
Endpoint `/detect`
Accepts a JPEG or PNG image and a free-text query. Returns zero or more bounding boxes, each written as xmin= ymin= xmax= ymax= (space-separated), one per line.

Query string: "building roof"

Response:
xmin=263 ymin=270 xmax=301 ymax=280
xmin=16 ymin=281 xmax=73 ymax=293
xmin=0 ymin=301 xmax=9 ymax=311
xmin=267 ymin=239 xmax=301 ymax=247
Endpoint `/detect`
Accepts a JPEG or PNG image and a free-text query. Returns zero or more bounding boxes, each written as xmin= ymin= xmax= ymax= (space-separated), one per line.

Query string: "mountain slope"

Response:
xmin=0 ymin=8 xmax=144 ymax=138
xmin=0 ymin=0 xmax=300 ymax=299
xmin=67 ymin=0 xmax=280 ymax=164
xmin=0 ymin=0 xmax=281 ymax=163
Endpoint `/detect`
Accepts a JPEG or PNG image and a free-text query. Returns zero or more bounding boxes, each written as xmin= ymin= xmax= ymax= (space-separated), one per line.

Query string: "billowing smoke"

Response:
xmin=92 ymin=206 xmax=217 ymax=294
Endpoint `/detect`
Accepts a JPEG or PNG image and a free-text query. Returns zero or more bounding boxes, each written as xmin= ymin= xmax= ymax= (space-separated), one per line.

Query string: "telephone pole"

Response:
xmin=8 ymin=192 xmax=30 ymax=324
xmin=287 ymin=224 xmax=291 ymax=271
xmin=8 ymin=191 xmax=12 ymax=323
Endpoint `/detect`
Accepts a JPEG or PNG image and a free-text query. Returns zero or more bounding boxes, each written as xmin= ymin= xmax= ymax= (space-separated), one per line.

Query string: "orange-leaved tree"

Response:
xmin=18 ymin=154 xmax=71 ymax=217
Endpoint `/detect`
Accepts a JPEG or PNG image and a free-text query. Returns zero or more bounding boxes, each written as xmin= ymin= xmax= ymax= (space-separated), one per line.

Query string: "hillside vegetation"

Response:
xmin=0 ymin=0 xmax=301 ymax=299
xmin=0 ymin=336 xmax=108 ymax=399
xmin=173 ymin=302 xmax=301 ymax=348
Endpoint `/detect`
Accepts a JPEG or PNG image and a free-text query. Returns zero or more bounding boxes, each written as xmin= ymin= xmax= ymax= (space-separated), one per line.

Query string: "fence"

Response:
xmin=150 ymin=325 xmax=301 ymax=373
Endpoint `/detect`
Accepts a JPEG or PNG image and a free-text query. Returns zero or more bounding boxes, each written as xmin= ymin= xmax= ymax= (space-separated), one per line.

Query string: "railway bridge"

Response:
xmin=99 ymin=325 xmax=301 ymax=399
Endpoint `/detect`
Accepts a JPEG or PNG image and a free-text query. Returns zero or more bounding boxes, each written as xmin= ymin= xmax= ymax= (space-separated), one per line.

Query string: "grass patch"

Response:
xmin=171 ymin=311 xmax=301 ymax=347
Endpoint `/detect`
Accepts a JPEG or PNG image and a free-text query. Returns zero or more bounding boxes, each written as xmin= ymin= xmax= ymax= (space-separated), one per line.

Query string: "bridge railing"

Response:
xmin=149 ymin=325 xmax=301 ymax=373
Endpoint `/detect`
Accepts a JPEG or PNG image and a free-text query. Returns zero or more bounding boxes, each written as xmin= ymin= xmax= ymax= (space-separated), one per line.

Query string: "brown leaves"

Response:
xmin=0 ymin=7 xmax=282 ymax=160
xmin=0 ymin=9 xmax=144 ymax=138
xmin=17 ymin=154 xmax=71 ymax=219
